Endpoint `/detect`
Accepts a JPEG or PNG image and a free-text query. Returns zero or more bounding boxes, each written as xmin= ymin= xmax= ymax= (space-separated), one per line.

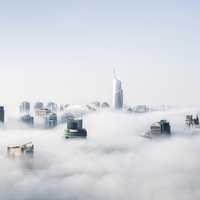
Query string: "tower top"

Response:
xmin=113 ymin=68 xmax=117 ymax=79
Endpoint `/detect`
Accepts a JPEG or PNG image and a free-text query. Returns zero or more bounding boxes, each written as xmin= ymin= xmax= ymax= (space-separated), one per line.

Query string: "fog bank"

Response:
xmin=0 ymin=110 xmax=200 ymax=200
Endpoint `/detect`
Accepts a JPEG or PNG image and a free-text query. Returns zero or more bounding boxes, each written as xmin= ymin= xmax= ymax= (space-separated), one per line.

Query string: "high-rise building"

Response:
xmin=35 ymin=108 xmax=51 ymax=118
xmin=65 ymin=118 xmax=87 ymax=139
xmin=34 ymin=102 xmax=44 ymax=110
xmin=46 ymin=102 xmax=57 ymax=113
xmin=45 ymin=113 xmax=57 ymax=128
xmin=20 ymin=114 xmax=34 ymax=126
xmin=20 ymin=101 xmax=30 ymax=113
xmin=113 ymin=69 xmax=123 ymax=109
xmin=0 ymin=106 xmax=4 ymax=123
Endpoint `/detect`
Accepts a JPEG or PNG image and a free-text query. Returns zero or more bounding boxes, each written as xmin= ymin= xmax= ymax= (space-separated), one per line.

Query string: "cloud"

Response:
xmin=0 ymin=110 xmax=200 ymax=200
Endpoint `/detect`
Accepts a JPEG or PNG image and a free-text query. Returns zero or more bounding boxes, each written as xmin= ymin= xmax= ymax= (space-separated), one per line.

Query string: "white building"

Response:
xmin=113 ymin=69 xmax=123 ymax=109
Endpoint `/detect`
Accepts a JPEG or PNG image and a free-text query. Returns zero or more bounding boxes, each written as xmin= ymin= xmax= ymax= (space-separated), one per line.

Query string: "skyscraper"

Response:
xmin=113 ymin=69 xmax=123 ymax=110
xmin=20 ymin=101 xmax=30 ymax=113
xmin=46 ymin=102 xmax=57 ymax=113
xmin=0 ymin=106 xmax=4 ymax=123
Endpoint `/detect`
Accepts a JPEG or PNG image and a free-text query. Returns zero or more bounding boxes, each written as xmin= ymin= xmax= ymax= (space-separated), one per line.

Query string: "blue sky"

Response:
xmin=0 ymin=0 xmax=200 ymax=107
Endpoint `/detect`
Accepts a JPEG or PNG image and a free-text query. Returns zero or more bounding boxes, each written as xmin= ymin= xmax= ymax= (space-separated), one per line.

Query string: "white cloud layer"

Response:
xmin=0 ymin=110 xmax=200 ymax=200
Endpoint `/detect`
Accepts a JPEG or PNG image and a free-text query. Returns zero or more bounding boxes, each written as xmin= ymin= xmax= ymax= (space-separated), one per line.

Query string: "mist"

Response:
xmin=0 ymin=110 xmax=199 ymax=200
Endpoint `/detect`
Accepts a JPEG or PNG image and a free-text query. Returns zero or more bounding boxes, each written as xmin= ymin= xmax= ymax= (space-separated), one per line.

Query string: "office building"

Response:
xmin=45 ymin=113 xmax=57 ymax=128
xmin=0 ymin=106 xmax=4 ymax=123
xmin=35 ymin=108 xmax=51 ymax=118
xmin=34 ymin=102 xmax=44 ymax=110
xmin=101 ymin=102 xmax=110 ymax=109
xmin=113 ymin=69 xmax=123 ymax=109
xmin=20 ymin=101 xmax=30 ymax=113
xmin=20 ymin=114 xmax=34 ymax=126
xmin=64 ymin=118 xmax=87 ymax=138
xmin=7 ymin=142 xmax=34 ymax=159
xmin=47 ymin=102 xmax=57 ymax=113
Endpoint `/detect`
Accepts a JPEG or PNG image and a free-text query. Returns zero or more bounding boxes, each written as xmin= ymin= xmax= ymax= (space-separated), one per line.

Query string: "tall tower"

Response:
xmin=113 ymin=69 xmax=123 ymax=110
xmin=0 ymin=106 xmax=4 ymax=123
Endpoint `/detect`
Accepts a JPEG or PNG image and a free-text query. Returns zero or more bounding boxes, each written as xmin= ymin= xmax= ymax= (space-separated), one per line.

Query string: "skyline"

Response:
xmin=1 ymin=0 xmax=200 ymax=107
xmin=1 ymin=1 xmax=200 ymax=199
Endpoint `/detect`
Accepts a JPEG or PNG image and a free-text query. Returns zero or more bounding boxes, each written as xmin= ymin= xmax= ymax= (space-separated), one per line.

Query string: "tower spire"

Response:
xmin=113 ymin=68 xmax=117 ymax=79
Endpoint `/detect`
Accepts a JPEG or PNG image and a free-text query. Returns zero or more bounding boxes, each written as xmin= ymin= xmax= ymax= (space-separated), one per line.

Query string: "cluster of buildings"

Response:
xmin=19 ymin=101 xmax=58 ymax=128
xmin=1 ymin=70 xmax=198 ymax=163
xmin=0 ymin=70 xmax=171 ymax=141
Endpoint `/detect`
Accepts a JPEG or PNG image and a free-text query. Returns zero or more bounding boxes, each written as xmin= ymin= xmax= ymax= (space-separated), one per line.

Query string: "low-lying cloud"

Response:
xmin=0 ymin=109 xmax=200 ymax=200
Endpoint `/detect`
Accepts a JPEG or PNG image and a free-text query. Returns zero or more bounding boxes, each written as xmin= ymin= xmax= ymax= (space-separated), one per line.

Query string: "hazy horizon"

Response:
xmin=1 ymin=0 xmax=200 ymax=108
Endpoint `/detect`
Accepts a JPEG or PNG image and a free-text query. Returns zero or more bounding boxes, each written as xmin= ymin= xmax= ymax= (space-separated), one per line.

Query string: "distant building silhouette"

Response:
xmin=45 ymin=113 xmax=57 ymax=128
xmin=35 ymin=108 xmax=51 ymax=118
xmin=113 ymin=69 xmax=123 ymax=109
xmin=20 ymin=101 xmax=30 ymax=113
xmin=101 ymin=102 xmax=110 ymax=109
xmin=47 ymin=102 xmax=57 ymax=113
xmin=34 ymin=102 xmax=44 ymax=110
xmin=0 ymin=106 xmax=4 ymax=123
xmin=65 ymin=118 xmax=87 ymax=138
xmin=20 ymin=114 xmax=34 ymax=126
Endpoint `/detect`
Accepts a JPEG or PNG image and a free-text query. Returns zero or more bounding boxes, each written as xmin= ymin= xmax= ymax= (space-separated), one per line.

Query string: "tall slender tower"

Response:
xmin=0 ymin=106 xmax=4 ymax=123
xmin=113 ymin=69 xmax=123 ymax=110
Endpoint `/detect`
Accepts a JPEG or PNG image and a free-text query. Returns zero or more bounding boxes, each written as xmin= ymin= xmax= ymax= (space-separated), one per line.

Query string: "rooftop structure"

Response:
xmin=65 ymin=118 xmax=87 ymax=139
xmin=7 ymin=142 xmax=34 ymax=159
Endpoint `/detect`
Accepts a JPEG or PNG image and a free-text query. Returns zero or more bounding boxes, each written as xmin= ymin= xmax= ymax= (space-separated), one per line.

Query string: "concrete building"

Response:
xmin=113 ymin=69 xmax=123 ymax=110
